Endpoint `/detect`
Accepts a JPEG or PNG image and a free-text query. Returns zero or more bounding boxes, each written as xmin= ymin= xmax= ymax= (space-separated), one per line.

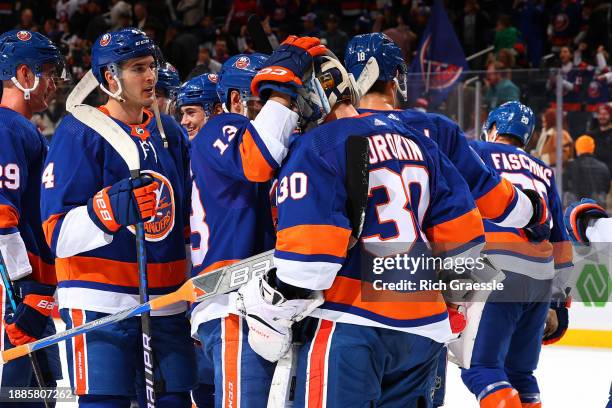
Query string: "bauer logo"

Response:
xmin=16 ymin=31 xmax=31 ymax=41
xmin=127 ymin=170 xmax=175 ymax=242
xmin=234 ymin=56 xmax=250 ymax=69
xmin=208 ymin=74 xmax=218 ymax=83
xmin=99 ymin=33 xmax=112 ymax=47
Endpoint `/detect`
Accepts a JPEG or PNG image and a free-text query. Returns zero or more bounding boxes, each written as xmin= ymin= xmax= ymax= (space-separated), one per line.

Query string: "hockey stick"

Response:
xmin=0 ymin=250 xmax=273 ymax=364
xmin=355 ymin=57 xmax=380 ymax=99
xmin=346 ymin=136 xmax=370 ymax=249
xmin=0 ymin=252 xmax=50 ymax=408
xmin=247 ymin=14 xmax=274 ymax=54
xmin=65 ymin=70 xmax=157 ymax=406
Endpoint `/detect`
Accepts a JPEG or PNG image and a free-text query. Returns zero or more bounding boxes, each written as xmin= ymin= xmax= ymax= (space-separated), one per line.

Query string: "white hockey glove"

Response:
xmin=237 ymin=268 xmax=323 ymax=362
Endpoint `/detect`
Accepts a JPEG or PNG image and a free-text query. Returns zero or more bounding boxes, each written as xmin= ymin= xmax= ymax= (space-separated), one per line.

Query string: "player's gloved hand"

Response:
xmin=237 ymin=267 xmax=323 ymax=362
xmin=87 ymin=175 xmax=159 ymax=234
xmin=522 ymin=189 xmax=551 ymax=242
xmin=563 ymin=198 xmax=608 ymax=243
xmin=542 ymin=297 xmax=571 ymax=345
xmin=4 ymin=281 xmax=55 ymax=346
xmin=251 ymin=35 xmax=328 ymax=101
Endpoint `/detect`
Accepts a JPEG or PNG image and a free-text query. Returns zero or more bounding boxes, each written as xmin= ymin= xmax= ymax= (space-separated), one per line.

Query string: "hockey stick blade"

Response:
xmin=65 ymin=69 xmax=99 ymax=110
xmin=247 ymin=14 xmax=274 ymax=54
xmin=356 ymin=57 xmax=380 ymax=99
xmin=346 ymin=136 xmax=370 ymax=248
xmin=0 ymin=250 xmax=274 ymax=364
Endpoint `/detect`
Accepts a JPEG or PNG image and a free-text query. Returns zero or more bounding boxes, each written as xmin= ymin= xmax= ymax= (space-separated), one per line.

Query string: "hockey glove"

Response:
xmin=563 ymin=198 xmax=608 ymax=243
xmin=522 ymin=189 xmax=551 ymax=242
xmin=542 ymin=297 xmax=571 ymax=345
xmin=237 ymin=268 xmax=323 ymax=362
xmin=251 ymin=36 xmax=328 ymax=101
xmin=87 ymin=175 xmax=159 ymax=234
xmin=4 ymin=281 xmax=55 ymax=346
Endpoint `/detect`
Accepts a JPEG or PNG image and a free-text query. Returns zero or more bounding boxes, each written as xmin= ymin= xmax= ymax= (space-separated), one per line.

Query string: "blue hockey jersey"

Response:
xmin=41 ymin=107 xmax=190 ymax=315
xmin=0 ymin=107 xmax=55 ymax=285
xmin=274 ymin=112 xmax=485 ymax=342
xmin=359 ymin=108 xmax=530 ymax=227
xmin=470 ymin=141 xmax=572 ymax=280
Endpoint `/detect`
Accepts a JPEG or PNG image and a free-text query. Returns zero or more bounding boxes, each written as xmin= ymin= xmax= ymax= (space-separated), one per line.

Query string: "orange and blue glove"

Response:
xmin=564 ymin=198 xmax=607 ymax=243
xmin=4 ymin=281 xmax=56 ymax=346
xmin=251 ymin=35 xmax=328 ymax=101
xmin=87 ymin=175 xmax=159 ymax=234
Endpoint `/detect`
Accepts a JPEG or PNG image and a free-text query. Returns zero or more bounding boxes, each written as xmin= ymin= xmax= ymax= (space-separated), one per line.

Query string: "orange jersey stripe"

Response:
xmin=475 ymin=178 xmax=516 ymax=220
xmin=325 ymin=276 xmax=447 ymax=321
xmin=55 ymin=256 xmax=186 ymax=288
xmin=277 ymin=224 xmax=351 ymax=258
xmin=426 ymin=208 xmax=484 ymax=252
xmin=484 ymin=231 xmax=553 ymax=260
xmin=307 ymin=319 xmax=334 ymax=408
xmin=42 ymin=213 xmax=64 ymax=248
xmin=27 ymin=252 xmax=56 ymax=286
xmin=223 ymin=315 xmax=240 ymax=408
xmin=239 ymin=129 xmax=275 ymax=182
xmin=0 ymin=204 xmax=18 ymax=228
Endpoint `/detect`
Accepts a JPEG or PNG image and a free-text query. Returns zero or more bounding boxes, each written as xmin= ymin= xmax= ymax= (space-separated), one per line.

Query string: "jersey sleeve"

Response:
xmin=273 ymin=141 xmax=351 ymax=291
xmin=40 ymin=116 xmax=111 ymax=258
xmin=469 ymin=140 xmax=534 ymax=228
xmin=0 ymin=125 xmax=34 ymax=279
xmin=192 ymin=101 xmax=298 ymax=184
xmin=421 ymin=140 xmax=485 ymax=259
xmin=547 ymin=172 xmax=574 ymax=297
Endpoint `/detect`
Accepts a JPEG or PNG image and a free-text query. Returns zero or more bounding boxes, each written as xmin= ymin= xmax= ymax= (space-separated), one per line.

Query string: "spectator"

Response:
xmin=590 ymin=103 xmax=612 ymax=173
xmin=548 ymin=0 xmax=583 ymax=51
xmin=192 ymin=45 xmax=222 ymax=75
xmin=108 ymin=0 xmax=132 ymax=30
xmin=383 ymin=13 xmax=417 ymax=63
xmin=301 ymin=12 xmax=320 ymax=37
xmin=16 ymin=8 xmax=38 ymax=31
xmin=68 ymin=0 xmax=88 ymax=38
xmin=56 ymin=0 xmax=79 ymax=22
xmin=177 ymin=0 xmax=205 ymax=28
xmin=564 ymin=135 xmax=611 ymax=208
xmin=321 ymin=14 xmax=348 ymax=59
xmin=193 ymin=15 xmax=217 ymax=49
xmin=165 ymin=24 xmax=199 ymax=79
xmin=493 ymin=14 xmax=520 ymax=52
xmin=84 ymin=0 xmax=108 ymax=42
xmin=484 ymin=61 xmax=520 ymax=109
xmin=213 ymin=36 xmax=231 ymax=63
xmin=457 ymin=0 xmax=491 ymax=57
xmin=133 ymin=1 xmax=163 ymax=40
xmin=497 ymin=48 xmax=516 ymax=69
xmin=533 ymin=107 xmax=574 ymax=168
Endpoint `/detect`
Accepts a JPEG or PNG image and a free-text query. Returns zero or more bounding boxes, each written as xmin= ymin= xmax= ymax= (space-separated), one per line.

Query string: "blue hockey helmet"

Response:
xmin=156 ymin=62 xmax=180 ymax=98
xmin=177 ymin=73 xmax=220 ymax=114
xmin=482 ymin=101 xmax=536 ymax=146
xmin=344 ymin=33 xmax=407 ymax=97
xmin=0 ymin=30 xmax=68 ymax=99
xmin=91 ymin=28 xmax=156 ymax=84
xmin=216 ymin=53 xmax=268 ymax=108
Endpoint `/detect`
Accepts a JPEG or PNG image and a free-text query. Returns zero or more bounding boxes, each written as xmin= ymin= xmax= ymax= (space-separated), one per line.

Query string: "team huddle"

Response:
xmin=0 ymin=25 xmax=606 ymax=408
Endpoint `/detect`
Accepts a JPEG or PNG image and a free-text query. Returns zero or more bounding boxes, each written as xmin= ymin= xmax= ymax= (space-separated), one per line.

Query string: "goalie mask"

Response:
xmin=296 ymin=52 xmax=359 ymax=131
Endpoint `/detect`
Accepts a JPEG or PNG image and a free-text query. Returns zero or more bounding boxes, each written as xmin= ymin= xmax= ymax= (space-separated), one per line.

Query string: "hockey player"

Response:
xmin=40 ymin=28 xmax=196 ymax=407
xmin=344 ymin=33 xmax=548 ymax=406
xmin=189 ymin=37 xmax=327 ymax=407
xmin=177 ymin=73 xmax=222 ymax=141
xmin=237 ymin=52 xmax=486 ymax=407
xmin=155 ymin=62 xmax=180 ymax=115
xmin=0 ymin=29 xmax=67 ymax=402
xmin=460 ymin=101 xmax=573 ymax=408
xmin=563 ymin=199 xmax=612 ymax=408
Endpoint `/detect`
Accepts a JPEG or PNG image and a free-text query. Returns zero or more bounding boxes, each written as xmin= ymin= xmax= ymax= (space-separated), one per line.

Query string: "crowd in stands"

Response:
xmin=1 ymin=0 xmax=612 ymax=206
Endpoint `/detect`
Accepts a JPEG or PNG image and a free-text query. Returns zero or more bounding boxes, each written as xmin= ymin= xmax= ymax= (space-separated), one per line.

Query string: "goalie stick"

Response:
xmin=65 ymin=69 xmax=158 ymax=406
xmin=0 ymin=252 xmax=50 ymax=408
xmin=0 ymin=250 xmax=273 ymax=365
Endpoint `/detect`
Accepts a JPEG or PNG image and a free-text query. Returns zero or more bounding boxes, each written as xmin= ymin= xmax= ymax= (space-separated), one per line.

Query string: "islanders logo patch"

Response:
xmin=16 ymin=31 xmax=31 ymax=41
xmin=127 ymin=170 xmax=175 ymax=242
xmin=235 ymin=56 xmax=250 ymax=69
xmin=99 ymin=33 xmax=112 ymax=47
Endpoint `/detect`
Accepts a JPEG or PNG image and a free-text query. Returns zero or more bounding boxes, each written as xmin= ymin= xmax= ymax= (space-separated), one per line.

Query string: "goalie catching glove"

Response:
xmin=87 ymin=175 xmax=159 ymax=234
xmin=237 ymin=268 xmax=323 ymax=362
xmin=250 ymin=35 xmax=328 ymax=102
xmin=4 ymin=281 xmax=56 ymax=346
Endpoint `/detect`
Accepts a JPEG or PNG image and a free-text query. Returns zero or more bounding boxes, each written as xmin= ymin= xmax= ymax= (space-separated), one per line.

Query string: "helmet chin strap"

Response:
xmin=99 ymin=73 xmax=126 ymax=103
xmin=11 ymin=75 xmax=39 ymax=100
